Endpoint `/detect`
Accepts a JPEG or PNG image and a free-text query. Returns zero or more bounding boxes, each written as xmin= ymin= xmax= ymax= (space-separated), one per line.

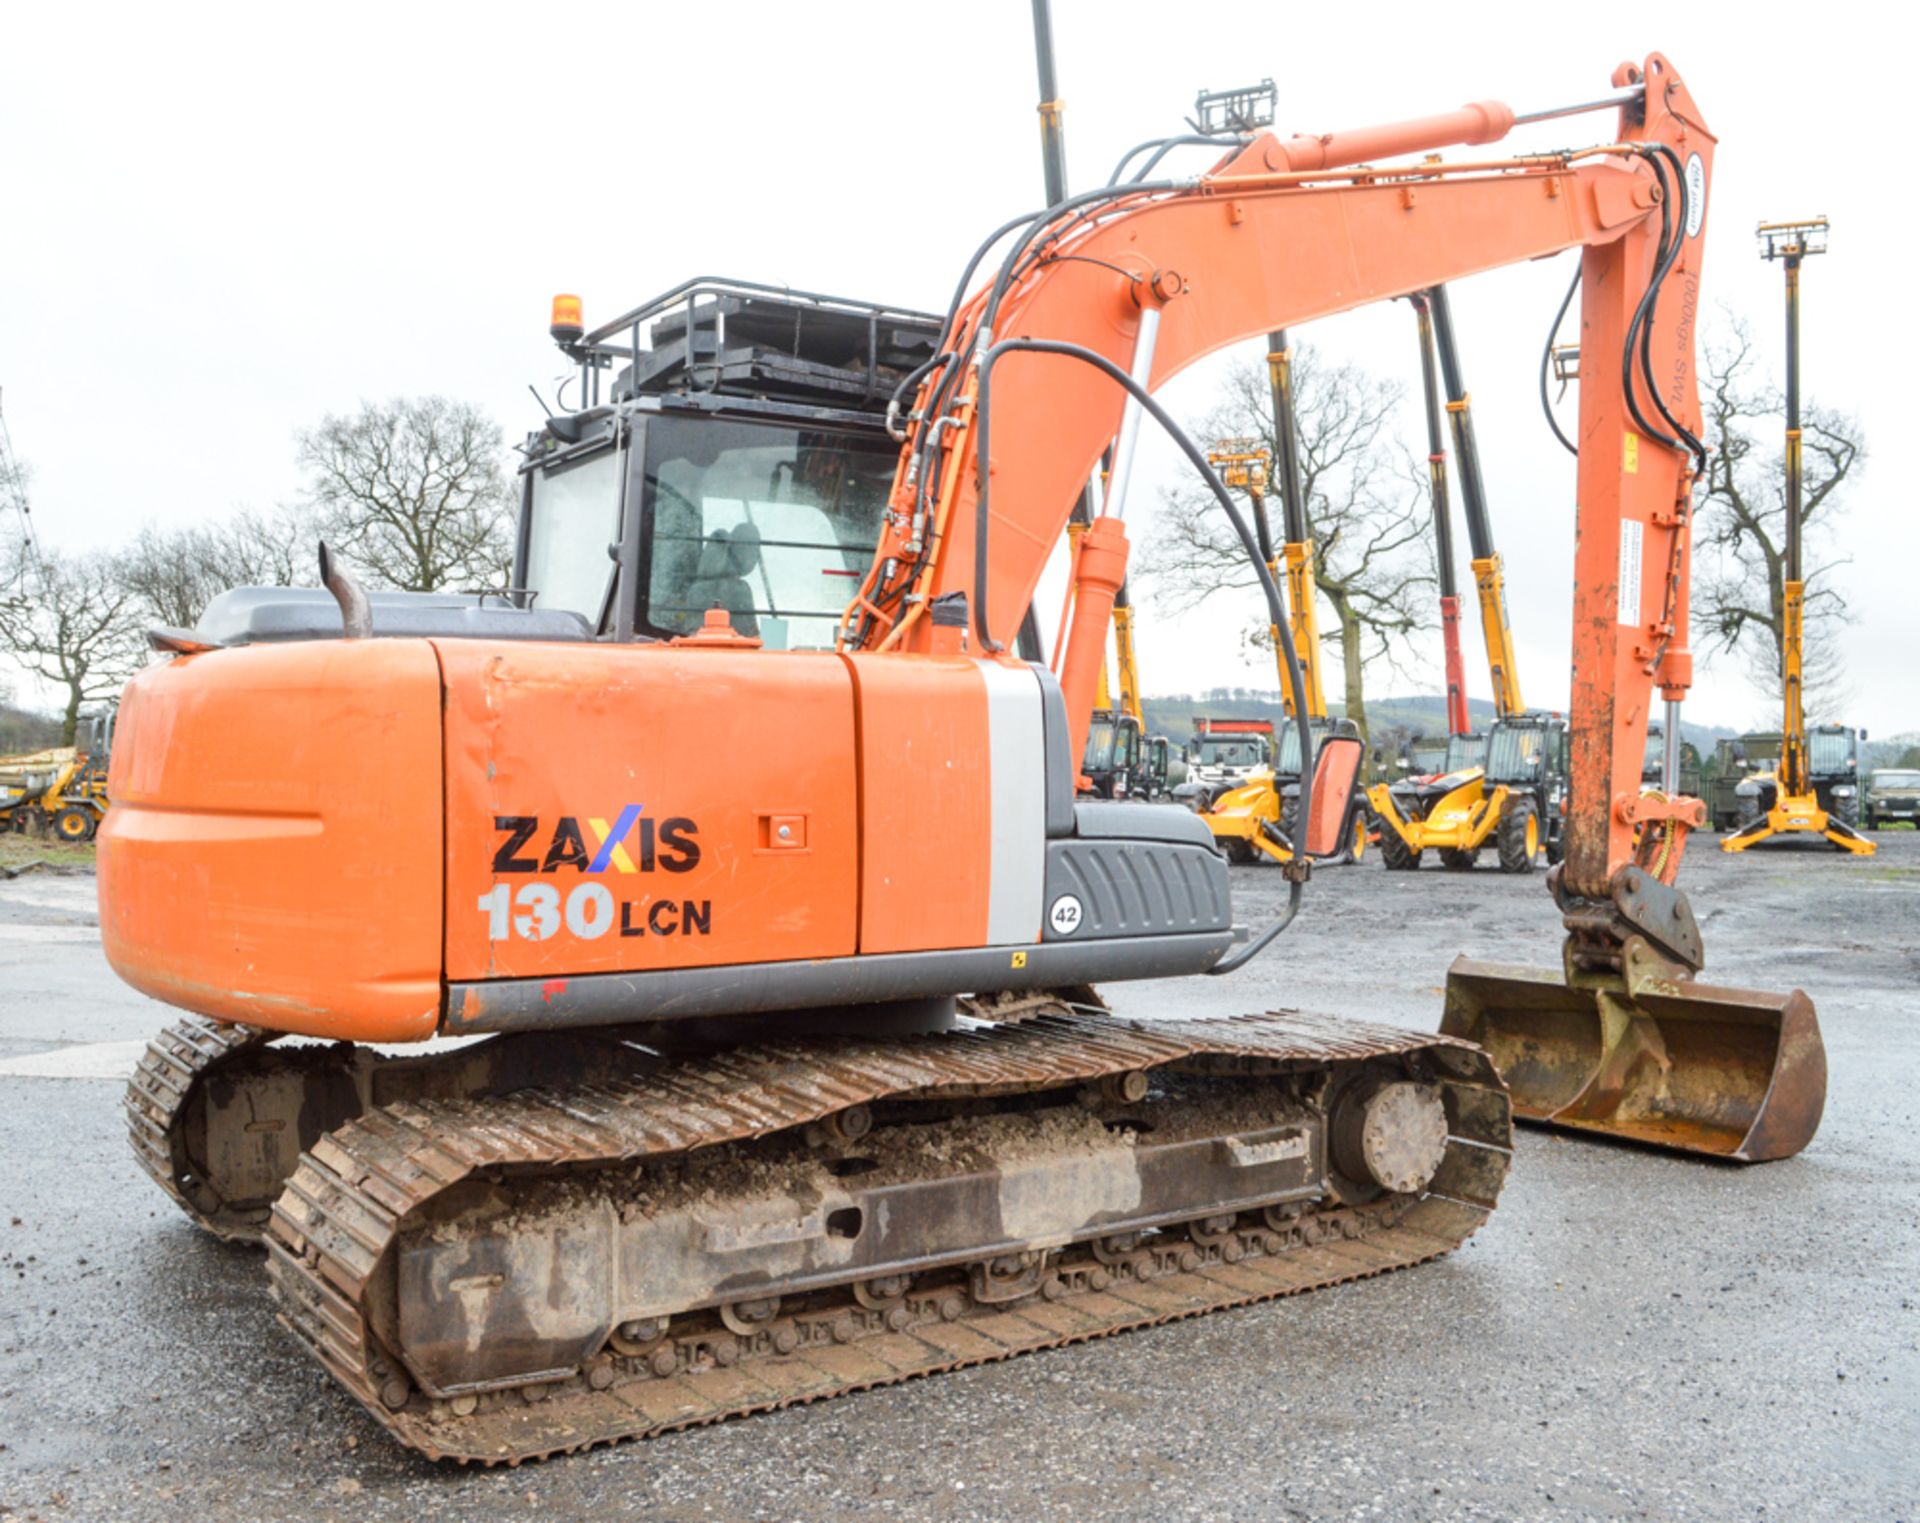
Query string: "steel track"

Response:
xmin=258 ymin=1008 xmax=1510 ymax=1464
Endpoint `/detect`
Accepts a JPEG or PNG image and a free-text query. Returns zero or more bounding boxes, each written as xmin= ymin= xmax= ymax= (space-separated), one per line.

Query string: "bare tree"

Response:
xmin=120 ymin=505 xmax=315 ymax=631
xmin=1696 ymin=318 xmax=1865 ymax=719
xmin=1144 ymin=348 xmax=1431 ymax=752
xmin=0 ymin=541 xmax=146 ymax=744
xmin=299 ymin=397 xmax=516 ymax=592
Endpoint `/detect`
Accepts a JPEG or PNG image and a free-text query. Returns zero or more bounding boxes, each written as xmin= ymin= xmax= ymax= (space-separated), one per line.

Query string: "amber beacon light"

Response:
xmin=549 ymin=293 xmax=584 ymax=345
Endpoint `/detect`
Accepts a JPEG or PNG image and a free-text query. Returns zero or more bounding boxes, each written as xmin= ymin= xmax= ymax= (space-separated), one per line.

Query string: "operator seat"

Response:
xmin=681 ymin=523 xmax=762 ymax=638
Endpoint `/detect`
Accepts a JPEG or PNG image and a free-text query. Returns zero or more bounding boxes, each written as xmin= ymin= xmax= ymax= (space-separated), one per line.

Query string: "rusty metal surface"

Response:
xmin=1443 ymin=946 xmax=1826 ymax=1162
xmin=263 ymin=1005 xmax=1510 ymax=1464
xmin=125 ymin=1020 xmax=662 ymax=1244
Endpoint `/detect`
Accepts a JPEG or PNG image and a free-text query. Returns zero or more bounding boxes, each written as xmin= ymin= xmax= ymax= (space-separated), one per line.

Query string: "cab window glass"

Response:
xmin=643 ymin=416 xmax=896 ymax=649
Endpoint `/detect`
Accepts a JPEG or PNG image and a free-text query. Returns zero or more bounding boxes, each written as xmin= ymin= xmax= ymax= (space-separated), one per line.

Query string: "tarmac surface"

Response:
xmin=1 ymin=833 xmax=1915 ymax=1522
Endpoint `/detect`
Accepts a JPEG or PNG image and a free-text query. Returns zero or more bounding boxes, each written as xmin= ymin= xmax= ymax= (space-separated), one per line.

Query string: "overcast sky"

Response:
xmin=4 ymin=2 xmax=1910 ymax=735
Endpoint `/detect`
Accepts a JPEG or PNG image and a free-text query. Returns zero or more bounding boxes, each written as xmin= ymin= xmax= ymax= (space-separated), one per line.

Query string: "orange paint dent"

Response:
xmin=97 ymin=639 xmax=445 ymax=1042
xmin=844 ymin=654 xmax=991 ymax=953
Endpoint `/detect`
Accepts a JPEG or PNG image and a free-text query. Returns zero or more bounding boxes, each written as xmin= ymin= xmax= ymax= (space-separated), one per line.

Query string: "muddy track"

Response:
xmin=125 ymin=1018 xmax=273 ymax=1241
xmin=262 ymin=1007 xmax=1511 ymax=1464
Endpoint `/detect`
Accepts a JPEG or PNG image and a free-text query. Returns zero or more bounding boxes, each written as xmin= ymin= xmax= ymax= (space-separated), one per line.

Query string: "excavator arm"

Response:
xmin=860 ymin=54 xmax=1822 ymax=1161
xmin=1267 ymin=332 xmax=1329 ymax=722
xmin=860 ymin=56 xmax=1700 ymax=895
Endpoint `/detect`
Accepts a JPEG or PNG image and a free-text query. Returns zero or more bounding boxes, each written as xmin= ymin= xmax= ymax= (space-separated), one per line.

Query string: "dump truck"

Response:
xmin=1175 ymin=716 xmax=1274 ymax=807
xmin=1 ymin=747 xmax=73 ymax=833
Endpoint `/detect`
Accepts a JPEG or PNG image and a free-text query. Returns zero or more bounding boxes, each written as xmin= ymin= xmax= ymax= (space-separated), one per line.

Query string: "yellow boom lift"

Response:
xmin=1722 ymin=217 xmax=1872 ymax=856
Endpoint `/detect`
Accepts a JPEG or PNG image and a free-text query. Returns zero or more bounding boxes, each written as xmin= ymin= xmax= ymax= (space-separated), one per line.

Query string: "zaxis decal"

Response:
xmin=482 ymin=811 xmax=709 ymax=943
xmin=491 ymin=808 xmax=701 ymax=875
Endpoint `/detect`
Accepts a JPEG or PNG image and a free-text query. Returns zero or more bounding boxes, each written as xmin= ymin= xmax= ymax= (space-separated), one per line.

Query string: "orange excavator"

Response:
xmin=104 ymin=54 xmax=1823 ymax=1464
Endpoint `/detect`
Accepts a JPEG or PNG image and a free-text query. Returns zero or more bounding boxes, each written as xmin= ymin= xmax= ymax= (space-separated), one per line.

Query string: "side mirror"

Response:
xmin=1303 ymin=735 xmax=1364 ymax=857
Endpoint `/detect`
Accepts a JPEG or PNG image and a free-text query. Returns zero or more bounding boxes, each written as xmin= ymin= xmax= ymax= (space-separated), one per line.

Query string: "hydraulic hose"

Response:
xmin=1540 ymin=262 xmax=1581 ymax=457
xmin=1106 ymin=133 xmax=1251 ymax=186
xmin=1635 ymin=144 xmax=1709 ymax=471
xmin=972 ymin=337 xmax=1314 ymax=968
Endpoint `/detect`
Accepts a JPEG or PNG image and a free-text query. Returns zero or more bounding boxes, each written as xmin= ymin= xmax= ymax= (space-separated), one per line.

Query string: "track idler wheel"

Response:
xmin=1331 ymin=1079 xmax=1450 ymax=1195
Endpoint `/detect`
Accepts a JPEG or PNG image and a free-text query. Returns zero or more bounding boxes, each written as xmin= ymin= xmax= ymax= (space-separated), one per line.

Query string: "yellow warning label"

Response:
xmin=1623 ymin=432 xmax=1640 ymax=473
xmin=1010 ymin=951 xmax=1028 ymax=969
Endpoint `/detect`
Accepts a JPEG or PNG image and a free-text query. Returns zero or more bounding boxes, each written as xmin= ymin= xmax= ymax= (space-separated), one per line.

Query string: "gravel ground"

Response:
xmin=1 ymin=834 xmax=1915 ymax=1522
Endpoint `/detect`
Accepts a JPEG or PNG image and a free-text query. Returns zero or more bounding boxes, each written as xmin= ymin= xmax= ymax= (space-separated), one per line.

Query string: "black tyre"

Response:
xmin=1832 ymin=791 xmax=1861 ymax=828
xmin=53 ymin=807 xmax=94 ymax=843
xmin=1496 ymin=797 xmax=1541 ymax=873
xmin=1439 ymin=846 xmax=1479 ymax=871
xmin=1379 ymin=826 xmax=1421 ymax=871
xmin=1223 ymin=838 xmax=1256 ymax=865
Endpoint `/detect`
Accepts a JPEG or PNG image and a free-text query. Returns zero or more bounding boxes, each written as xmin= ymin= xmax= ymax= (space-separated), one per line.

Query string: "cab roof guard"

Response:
xmin=548 ymin=277 xmax=944 ymax=413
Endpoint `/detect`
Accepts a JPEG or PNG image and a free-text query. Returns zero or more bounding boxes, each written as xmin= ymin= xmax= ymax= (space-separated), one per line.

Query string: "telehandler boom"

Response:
xmin=105 ymin=54 xmax=1821 ymax=1464
xmin=1412 ymin=292 xmax=1472 ymax=740
xmin=1193 ymin=353 xmax=1366 ymax=866
xmin=1720 ymin=217 xmax=1872 ymax=856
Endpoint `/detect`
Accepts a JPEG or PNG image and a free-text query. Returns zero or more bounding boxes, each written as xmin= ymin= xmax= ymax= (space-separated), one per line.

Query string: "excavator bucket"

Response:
xmin=1441 ymin=949 xmax=1826 ymax=1162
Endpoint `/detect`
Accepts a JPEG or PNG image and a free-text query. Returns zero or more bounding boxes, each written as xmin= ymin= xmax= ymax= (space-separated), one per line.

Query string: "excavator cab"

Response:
xmin=520 ymin=281 xmax=942 ymax=650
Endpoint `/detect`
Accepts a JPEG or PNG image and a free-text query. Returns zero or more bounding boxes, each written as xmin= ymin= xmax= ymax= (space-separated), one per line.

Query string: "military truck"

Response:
xmin=1710 ymin=726 xmax=1865 ymax=832
xmin=1864 ymin=768 xmax=1920 ymax=830
xmin=1643 ymin=723 xmax=1703 ymax=801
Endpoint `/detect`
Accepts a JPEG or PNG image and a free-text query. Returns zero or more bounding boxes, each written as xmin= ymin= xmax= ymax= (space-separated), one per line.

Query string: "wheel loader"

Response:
xmin=0 ymin=710 xmax=111 ymax=841
xmin=1372 ymin=712 xmax=1566 ymax=872
xmin=103 ymin=59 xmax=1826 ymax=1464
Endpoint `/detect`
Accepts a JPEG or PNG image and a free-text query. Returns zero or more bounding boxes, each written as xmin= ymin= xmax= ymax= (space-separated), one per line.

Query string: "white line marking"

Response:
xmin=0 ymin=923 xmax=99 ymax=944
xmin=0 ymin=1039 xmax=150 ymax=1080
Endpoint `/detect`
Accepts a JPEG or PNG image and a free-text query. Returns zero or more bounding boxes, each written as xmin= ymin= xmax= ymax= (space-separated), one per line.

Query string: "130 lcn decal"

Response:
xmin=479 ymin=809 xmax=711 ymax=943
